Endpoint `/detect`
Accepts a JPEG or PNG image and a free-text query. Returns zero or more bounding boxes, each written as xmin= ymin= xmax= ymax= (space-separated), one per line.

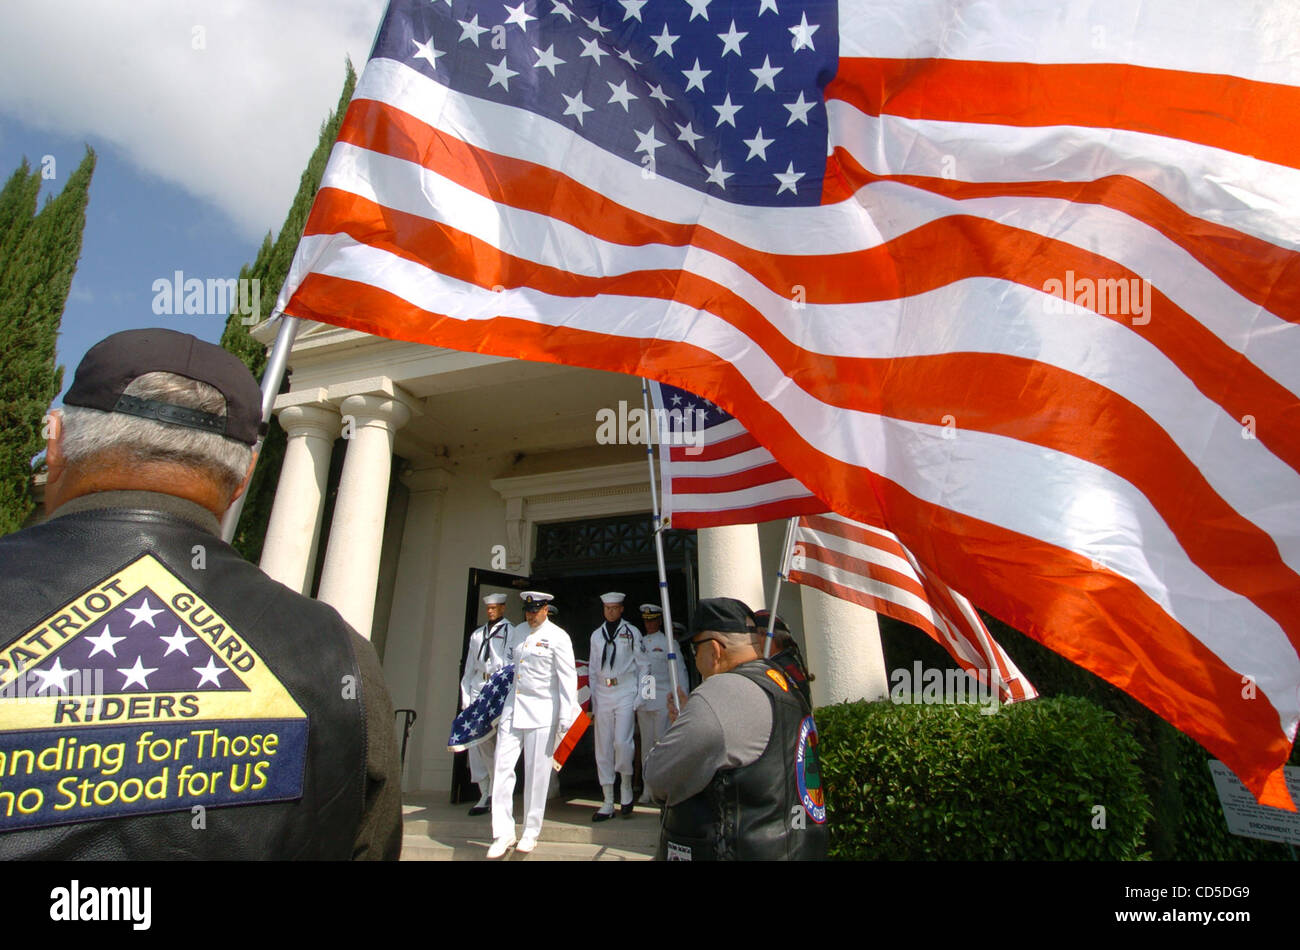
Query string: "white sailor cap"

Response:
xmin=600 ymin=592 xmax=626 ymax=605
xmin=640 ymin=603 xmax=663 ymax=616
xmin=483 ymin=593 xmax=507 ymax=606
xmin=521 ymin=591 xmax=554 ymax=610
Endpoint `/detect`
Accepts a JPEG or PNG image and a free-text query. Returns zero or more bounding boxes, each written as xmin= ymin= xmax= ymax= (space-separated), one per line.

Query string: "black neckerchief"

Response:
xmin=602 ymin=619 xmax=621 ymax=668
xmin=478 ymin=618 xmax=505 ymax=663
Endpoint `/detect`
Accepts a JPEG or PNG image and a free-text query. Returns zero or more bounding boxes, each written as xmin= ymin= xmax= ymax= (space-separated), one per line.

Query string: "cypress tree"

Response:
xmin=221 ymin=61 xmax=357 ymax=561
xmin=0 ymin=148 xmax=96 ymax=535
xmin=0 ymin=161 xmax=40 ymax=270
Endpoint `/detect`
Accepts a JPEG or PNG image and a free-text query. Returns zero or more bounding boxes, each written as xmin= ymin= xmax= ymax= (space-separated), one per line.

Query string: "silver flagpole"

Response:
xmin=221 ymin=313 xmax=302 ymax=544
xmin=640 ymin=379 xmax=683 ymax=710
xmin=764 ymin=516 xmax=800 ymax=658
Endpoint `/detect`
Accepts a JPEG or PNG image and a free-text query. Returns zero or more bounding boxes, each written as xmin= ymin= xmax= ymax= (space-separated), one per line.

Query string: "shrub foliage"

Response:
xmin=816 ymin=696 xmax=1151 ymax=860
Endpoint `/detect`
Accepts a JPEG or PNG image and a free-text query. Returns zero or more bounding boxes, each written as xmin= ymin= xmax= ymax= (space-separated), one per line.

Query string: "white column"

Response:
xmin=385 ymin=467 xmax=451 ymax=793
xmin=697 ymin=524 xmax=766 ymax=609
xmin=317 ymin=392 xmax=412 ymax=639
xmin=800 ymin=585 xmax=889 ymax=706
xmin=259 ymin=401 xmax=339 ymax=595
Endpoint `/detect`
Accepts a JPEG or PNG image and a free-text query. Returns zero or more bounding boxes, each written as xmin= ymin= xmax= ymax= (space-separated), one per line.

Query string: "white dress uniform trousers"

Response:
xmin=589 ymin=619 xmax=647 ymax=786
xmin=635 ymin=630 xmax=689 ymax=769
xmin=491 ymin=620 xmax=579 ymax=841
xmin=460 ymin=617 xmax=512 ymax=785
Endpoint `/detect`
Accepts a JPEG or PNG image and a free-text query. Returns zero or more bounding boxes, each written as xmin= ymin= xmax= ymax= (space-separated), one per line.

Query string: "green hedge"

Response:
xmin=816 ymin=696 xmax=1151 ymax=860
xmin=978 ymin=616 xmax=1299 ymax=860
xmin=876 ymin=613 xmax=1298 ymax=859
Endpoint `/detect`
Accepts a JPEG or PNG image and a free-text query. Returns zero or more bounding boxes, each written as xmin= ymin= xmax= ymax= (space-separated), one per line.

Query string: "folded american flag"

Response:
xmin=448 ymin=665 xmax=514 ymax=752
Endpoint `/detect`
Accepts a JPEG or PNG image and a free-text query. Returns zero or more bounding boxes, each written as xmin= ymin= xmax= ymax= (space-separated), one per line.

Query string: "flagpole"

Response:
xmin=764 ymin=516 xmax=801 ymax=658
xmin=641 ymin=379 xmax=683 ymax=709
xmin=221 ymin=313 xmax=301 ymax=544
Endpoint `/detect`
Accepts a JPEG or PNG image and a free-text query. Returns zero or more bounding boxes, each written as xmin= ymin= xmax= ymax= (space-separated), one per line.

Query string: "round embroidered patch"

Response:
xmin=796 ymin=715 xmax=827 ymax=823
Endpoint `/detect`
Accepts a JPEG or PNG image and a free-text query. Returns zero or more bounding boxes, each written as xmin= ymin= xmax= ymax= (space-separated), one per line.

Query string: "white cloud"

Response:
xmin=0 ymin=0 xmax=387 ymax=240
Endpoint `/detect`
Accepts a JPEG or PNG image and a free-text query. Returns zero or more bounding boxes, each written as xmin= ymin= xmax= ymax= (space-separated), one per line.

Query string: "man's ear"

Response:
xmin=707 ymin=638 xmax=724 ymax=667
xmin=44 ymin=410 xmax=67 ymax=489
xmin=229 ymin=448 xmax=259 ymax=505
xmin=41 ymin=410 xmax=75 ymax=516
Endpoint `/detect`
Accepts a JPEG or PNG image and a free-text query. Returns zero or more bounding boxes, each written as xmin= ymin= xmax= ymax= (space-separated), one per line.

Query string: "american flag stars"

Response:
xmin=412 ymin=36 xmax=446 ymax=68
xmin=681 ymin=59 xmax=711 ymax=92
xmin=20 ymin=588 xmax=249 ymax=695
xmin=534 ymin=43 xmax=564 ymax=74
xmin=384 ymin=0 xmax=832 ymax=204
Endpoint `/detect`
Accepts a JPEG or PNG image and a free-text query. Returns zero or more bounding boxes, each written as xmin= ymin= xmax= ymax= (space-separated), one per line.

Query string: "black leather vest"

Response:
xmin=769 ymin=644 xmax=814 ymax=707
xmin=657 ymin=659 xmax=829 ymax=860
xmin=0 ymin=506 xmax=367 ymax=860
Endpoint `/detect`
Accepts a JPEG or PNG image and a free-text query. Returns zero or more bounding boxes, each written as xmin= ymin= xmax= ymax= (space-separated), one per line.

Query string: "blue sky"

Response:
xmin=0 ymin=118 xmax=245 ymax=400
xmin=0 ymin=0 xmax=386 ymax=405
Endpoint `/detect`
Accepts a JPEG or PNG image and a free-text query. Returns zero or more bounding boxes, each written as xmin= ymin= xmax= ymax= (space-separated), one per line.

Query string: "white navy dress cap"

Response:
xmin=640 ymin=603 xmax=663 ymax=615
xmin=521 ymin=591 xmax=555 ymax=608
xmin=600 ymin=592 xmax=626 ymax=605
xmin=483 ymin=593 xmax=508 ymax=606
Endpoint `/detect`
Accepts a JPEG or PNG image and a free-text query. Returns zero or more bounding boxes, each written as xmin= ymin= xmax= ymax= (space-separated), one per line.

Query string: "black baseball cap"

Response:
xmin=63 ymin=328 xmax=266 ymax=445
xmin=753 ymin=609 xmax=790 ymax=634
xmin=691 ymin=597 xmax=757 ymax=635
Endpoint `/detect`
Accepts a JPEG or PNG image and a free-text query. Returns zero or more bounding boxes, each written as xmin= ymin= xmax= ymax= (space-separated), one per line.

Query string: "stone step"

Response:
xmin=400 ymin=835 xmax=652 ymax=862
xmin=401 ymin=795 xmax=659 ymax=861
xmin=402 ymin=815 xmax=658 ymax=846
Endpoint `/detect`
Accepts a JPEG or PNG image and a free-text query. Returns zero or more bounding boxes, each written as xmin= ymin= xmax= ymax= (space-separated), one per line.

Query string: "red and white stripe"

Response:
xmin=790 ymin=514 xmax=1037 ymax=704
xmin=278 ymin=1 xmax=1300 ymax=806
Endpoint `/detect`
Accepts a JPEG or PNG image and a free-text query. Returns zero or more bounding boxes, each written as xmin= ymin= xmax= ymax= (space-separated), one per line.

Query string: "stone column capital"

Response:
xmin=276 ymin=402 xmax=341 ymax=441
xmin=337 ymin=393 xmax=412 ymax=433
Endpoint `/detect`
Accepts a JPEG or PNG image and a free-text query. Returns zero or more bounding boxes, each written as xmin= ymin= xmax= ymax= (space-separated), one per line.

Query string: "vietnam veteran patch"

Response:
xmin=795 ymin=715 xmax=826 ymax=824
xmin=0 ymin=554 xmax=307 ymax=832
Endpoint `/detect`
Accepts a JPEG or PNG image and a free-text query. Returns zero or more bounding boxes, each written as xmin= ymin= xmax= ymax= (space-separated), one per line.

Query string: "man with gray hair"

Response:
xmin=644 ymin=597 xmax=828 ymax=861
xmin=0 ymin=328 xmax=402 ymax=860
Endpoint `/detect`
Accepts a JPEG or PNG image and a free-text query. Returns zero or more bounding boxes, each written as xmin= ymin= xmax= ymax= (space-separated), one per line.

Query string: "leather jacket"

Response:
xmin=0 ymin=492 xmax=399 ymax=860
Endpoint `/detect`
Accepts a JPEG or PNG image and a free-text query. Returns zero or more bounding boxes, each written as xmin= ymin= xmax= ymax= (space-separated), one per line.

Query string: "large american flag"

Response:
xmin=278 ymin=0 xmax=1300 ymax=806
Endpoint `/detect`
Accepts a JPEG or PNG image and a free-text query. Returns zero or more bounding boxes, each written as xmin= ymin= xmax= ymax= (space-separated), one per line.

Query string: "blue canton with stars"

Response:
xmin=657 ymin=381 xmax=734 ymax=435
xmin=14 ymin=589 xmax=249 ymax=697
xmin=372 ymin=0 xmax=837 ymax=205
xmin=448 ymin=664 xmax=515 ymax=750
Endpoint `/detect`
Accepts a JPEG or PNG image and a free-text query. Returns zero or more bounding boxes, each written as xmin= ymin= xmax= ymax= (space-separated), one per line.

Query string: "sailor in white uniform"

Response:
xmin=488 ymin=591 xmax=579 ymax=858
xmin=588 ymin=591 xmax=647 ymax=821
xmin=634 ymin=602 xmax=688 ymax=803
xmin=460 ymin=592 xmax=514 ymax=815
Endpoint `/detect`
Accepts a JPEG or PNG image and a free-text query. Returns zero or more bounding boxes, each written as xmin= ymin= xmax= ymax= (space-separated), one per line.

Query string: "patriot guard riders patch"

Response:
xmin=0 ymin=554 xmax=308 ymax=832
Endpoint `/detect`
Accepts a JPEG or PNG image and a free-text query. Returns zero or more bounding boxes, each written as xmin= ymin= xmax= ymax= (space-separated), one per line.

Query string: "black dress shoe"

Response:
xmin=592 ymin=809 xmax=615 ymax=822
xmin=621 ymin=802 xmax=635 ymax=818
xmin=468 ymin=803 xmax=490 ymax=816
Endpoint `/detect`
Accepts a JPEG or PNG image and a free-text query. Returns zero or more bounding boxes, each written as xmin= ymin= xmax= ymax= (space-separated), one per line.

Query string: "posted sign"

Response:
xmin=1208 ymin=761 xmax=1300 ymax=845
